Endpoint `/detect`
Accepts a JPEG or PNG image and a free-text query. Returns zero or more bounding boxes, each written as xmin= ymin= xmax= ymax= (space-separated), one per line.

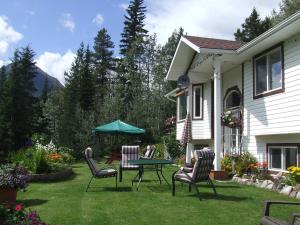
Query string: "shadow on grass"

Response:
xmin=146 ymin=185 xmax=170 ymax=193
xmin=18 ymin=199 xmax=48 ymax=207
xmin=186 ymin=192 xmax=251 ymax=201
xmin=86 ymin=186 xmax=133 ymax=192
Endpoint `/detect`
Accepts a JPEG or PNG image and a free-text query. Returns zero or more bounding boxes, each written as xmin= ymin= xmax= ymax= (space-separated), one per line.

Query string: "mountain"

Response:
xmin=2 ymin=64 xmax=63 ymax=96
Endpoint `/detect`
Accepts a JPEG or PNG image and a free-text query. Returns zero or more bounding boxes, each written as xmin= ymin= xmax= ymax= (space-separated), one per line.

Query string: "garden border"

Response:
xmin=28 ymin=167 xmax=73 ymax=182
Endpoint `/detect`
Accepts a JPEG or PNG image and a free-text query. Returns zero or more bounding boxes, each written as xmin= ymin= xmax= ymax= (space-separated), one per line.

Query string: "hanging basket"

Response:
xmin=221 ymin=110 xmax=241 ymax=128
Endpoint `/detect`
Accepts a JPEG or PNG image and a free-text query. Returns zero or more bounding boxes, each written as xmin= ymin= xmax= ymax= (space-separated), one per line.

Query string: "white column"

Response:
xmin=213 ymin=57 xmax=222 ymax=171
xmin=186 ymin=85 xmax=193 ymax=164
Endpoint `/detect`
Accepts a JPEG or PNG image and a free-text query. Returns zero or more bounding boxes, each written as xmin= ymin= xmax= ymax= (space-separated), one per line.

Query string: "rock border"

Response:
xmin=232 ymin=175 xmax=300 ymax=199
xmin=28 ymin=167 xmax=73 ymax=182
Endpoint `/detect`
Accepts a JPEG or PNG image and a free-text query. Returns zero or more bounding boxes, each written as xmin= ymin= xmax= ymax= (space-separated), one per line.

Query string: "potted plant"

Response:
xmin=221 ymin=110 xmax=241 ymax=128
xmin=0 ymin=164 xmax=28 ymax=204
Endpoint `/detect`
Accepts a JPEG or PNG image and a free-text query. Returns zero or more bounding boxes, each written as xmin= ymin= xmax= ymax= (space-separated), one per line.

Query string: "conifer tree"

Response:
xmin=41 ymin=75 xmax=49 ymax=103
xmin=271 ymin=0 xmax=300 ymax=25
xmin=80 ymin=46 xmax=95 ymax=111
xmin=92 ymin=28 xmax=114 ymax=107
xmin=119 ymin=0 xmax=148 ymax=57
xmin=234 ymin=8 xmax=271 ymax=42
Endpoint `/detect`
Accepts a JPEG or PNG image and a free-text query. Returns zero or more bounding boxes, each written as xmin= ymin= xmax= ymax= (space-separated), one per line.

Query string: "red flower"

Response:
xmin=15 ymin=204 xmax=23 ymax=211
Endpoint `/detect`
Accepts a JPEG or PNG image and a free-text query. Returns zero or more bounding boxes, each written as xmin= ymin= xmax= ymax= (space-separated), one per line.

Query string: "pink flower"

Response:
xmin=15 ymin=204 xmax=23 ymax=211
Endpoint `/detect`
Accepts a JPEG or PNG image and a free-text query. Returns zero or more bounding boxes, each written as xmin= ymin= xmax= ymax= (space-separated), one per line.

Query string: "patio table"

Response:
xmin=128 ymin=159 xmax=173 ymax=190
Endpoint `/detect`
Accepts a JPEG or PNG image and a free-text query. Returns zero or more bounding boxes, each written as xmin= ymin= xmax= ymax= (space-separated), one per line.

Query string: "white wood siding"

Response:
xmin=243 ymin=33 xmax=300 ymax=159
xmin=176 ymin=80 xmax=212 ymax=140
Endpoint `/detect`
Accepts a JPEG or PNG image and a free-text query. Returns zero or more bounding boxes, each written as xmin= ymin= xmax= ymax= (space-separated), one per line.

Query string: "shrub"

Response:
xmin=154 ymin=142 xmax=165 ymax=159
xmin=235 ymin=152 xmax=257 ymax=177
xmin=163 ymin=131 xmax=182 ymax=160
xmin=221 ymin=155 xmax=232 ymax=172
xmin=284 ymin=166 xmax=300 ymax=186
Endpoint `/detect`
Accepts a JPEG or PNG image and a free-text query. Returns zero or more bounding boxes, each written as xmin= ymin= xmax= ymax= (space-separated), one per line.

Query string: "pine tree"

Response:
xmin=80 ymin=46 xmax=95 ymax=111
xmin=92 ymin=28 xmax=115 ymax=107
xmin=1 ymin=46 xmax=37 ymax=150
xmin=234 ymin=8 xmax=272 ymax=42
xmin=41 ymin=75 xmax=49 ymax=103
xmin=0 ymin=66 xmax=6 ymax=90
xmin=119 ymin=0 xmax=148 ymax=57
xmin=271 ymin=0 xmax=300 ymax=25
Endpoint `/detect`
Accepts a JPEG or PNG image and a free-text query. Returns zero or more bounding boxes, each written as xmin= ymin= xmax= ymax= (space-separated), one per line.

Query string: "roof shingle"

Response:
xmin=184 ymin=35 xmax=244 ymax=51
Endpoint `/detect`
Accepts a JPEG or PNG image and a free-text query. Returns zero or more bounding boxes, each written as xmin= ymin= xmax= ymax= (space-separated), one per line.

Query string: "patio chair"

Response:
xmin=140 ymin=145 xmax=156 ymax=159
xmin=260 ymin=200 xmax=300 ymax=225
xmin=119 ymin=145 xmax=140 ymax=182
xmin=172 ymin=148 xmax=216 ymax=200
xmin=83 ymin=147 xmax=117 ymax=192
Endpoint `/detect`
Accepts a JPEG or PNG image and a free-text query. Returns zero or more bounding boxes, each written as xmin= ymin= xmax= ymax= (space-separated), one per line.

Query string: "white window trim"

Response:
xmin=193 ymin=84 xmax=203 ymax=119
xmin=268 ymin=145 xmax=298 ymax=172
xmin=254 ymin=46 xmax=283 ymax=96
xmin=177 ymin=91 xmax=188 ymax=122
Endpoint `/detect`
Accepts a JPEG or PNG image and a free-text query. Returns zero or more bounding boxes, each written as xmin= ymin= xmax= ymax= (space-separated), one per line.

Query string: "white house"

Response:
xmin=165 ymin=11 xmax=300 ymax=172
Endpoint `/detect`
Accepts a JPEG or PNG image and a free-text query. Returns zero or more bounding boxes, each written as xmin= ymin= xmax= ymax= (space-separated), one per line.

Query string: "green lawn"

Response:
xmin=18 ymin=162 xmax=300 ymax=225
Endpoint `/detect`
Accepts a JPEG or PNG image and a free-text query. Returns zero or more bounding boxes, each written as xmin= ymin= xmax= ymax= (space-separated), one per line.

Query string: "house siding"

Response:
xmin=243 ymin=33 xmax=300 ymax=160
xmin=176 ymin=80 xmax=212 ymax=140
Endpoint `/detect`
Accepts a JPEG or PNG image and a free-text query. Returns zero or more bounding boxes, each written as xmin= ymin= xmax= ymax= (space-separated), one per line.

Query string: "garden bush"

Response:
xmin=163 ymin=131 xmax=182 ymax=160
xmin=235 ymin=152 xmax=257 ymax=177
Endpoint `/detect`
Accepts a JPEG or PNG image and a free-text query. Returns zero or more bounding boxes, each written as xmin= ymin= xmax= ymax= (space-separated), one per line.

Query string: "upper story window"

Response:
xmin=193 ymin=84 xmax=203 ymax=119
xmin=254 ymin=45 xmax=284 ymax=98
xmin=177 ymin=92 xmax=187 ymax=121
xmin=225 ymin=90 xmax=241 ymax=109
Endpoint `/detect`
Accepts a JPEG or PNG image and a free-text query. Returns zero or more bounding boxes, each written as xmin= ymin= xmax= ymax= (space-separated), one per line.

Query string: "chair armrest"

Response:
xmin=172 ymin=168 xmax=193 ymax=181
xmin=263 ymin=200 xmax=300 ymax=216
xmin=180 ymin=166 xmax=193 ymax=173
xmin=289 ymin=213 xmax=300 ymax=225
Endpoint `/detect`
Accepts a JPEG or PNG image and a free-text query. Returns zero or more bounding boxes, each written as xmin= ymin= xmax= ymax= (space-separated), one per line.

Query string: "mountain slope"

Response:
xmin=2 ymin=64 xmax=63 ymax=96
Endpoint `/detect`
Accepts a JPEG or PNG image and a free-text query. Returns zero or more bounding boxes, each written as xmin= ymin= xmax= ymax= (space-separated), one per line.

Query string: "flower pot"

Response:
xmin=0 ymin=188 xmax=18 ymax=204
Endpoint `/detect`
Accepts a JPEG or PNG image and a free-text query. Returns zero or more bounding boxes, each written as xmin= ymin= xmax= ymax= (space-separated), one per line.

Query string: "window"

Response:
xmin=193 ymin=84 xmax=203 ymax=119
xmin=177 ymin=93 xmax=187 ymax=121
xmin=268 ymin=145 xmax=298 ymax=171
xmin=225 ymin=90 xmax=241 ymax=109
xmin=254 ymin=45 xmax=283 ymax=97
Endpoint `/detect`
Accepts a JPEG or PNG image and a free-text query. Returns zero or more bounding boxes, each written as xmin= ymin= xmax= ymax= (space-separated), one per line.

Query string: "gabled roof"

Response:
xmin=184 ymin=35 xmax=244 ymax=50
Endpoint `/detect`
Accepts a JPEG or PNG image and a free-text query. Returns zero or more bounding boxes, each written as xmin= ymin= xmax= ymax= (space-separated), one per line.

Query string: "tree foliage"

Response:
xmin=234 ymin=8 xmax=272 ymax=42
xmin=271 ymin=0 xmax=300 ymax=25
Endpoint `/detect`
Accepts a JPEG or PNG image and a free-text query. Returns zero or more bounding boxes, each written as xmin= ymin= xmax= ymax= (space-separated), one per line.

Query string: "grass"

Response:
xmin=18 ymin=162 xmax=300 ymax=225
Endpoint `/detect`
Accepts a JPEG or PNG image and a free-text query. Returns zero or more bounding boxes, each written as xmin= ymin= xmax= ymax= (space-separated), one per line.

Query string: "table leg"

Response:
xmin=159 ymin=164 xmax=170 ymax=188
xmin=155 ymin=164 xmax=162 ymax=184
xmin=136 ymin=165 xmax=144 ymax=191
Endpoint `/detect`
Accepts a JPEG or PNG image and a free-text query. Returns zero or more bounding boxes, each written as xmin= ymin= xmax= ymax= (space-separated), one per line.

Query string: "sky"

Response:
xmin=0 ymin=0 xmax=282 ymax=84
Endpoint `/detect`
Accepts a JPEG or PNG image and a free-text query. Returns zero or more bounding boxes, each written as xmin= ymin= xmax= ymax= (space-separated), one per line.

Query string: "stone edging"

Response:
xmin=232 ymin=176 xmax=300 ymax=199
xmin=28 ymin=167 xmax=73 ymax=182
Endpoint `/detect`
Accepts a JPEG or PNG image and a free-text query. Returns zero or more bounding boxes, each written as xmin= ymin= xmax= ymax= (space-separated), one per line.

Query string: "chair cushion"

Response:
xmin=96 ymin=168 xmax=117 ymax=177
xmin=260 ymin=216 xmax=287 ymax=225
xmin=174 ymin=172 xmax=193 ymax=183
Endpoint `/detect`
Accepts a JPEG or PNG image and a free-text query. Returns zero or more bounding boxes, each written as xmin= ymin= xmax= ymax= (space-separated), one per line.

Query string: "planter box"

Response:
xmin=0 ymin=188 xmax=17 ymax=204
xmin=209 ymin=170 xmax=228 ymax=180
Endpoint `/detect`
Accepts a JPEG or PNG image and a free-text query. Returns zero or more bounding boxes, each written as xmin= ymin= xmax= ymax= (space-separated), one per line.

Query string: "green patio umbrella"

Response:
xmin=93 ymin=120 xmax=145 ymax=134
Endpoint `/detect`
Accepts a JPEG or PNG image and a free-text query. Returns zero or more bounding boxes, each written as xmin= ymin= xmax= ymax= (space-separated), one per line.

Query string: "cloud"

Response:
xmin=145 ymin=0 xmax=281 ymax=44
xmin=0 ymin=59 xmax=10 ymax=67
xmin=36 ymin=50 xmax=76 ymax=85
xmin=61 ymin=13 xmax=75 ymax=33
xmin=0 ymin=16 xmax=23 ymax=56
xmin=119 ymin=3 xmax=128 ymax=11
xmin=92 ymin=14 xmax=104 ymax=27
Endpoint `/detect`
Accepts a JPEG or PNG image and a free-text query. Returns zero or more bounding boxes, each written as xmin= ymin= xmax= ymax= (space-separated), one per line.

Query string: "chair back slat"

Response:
xmin=84 ymin=147 xmax=97 ymax=176
xmin=191 ymin=148 xmax=215 ymax=182
xmin=122 ymin=145 xmax=139 ymax=168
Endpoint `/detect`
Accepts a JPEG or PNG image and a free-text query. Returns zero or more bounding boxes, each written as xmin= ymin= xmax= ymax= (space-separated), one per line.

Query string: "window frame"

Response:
xmin=177 ymin=90 xmax=188 ymax=122
xmin=253 ymin=43 xmax=284 ymax=99
xmin=267 ymin=143 xmax=299 ymax=172
xmin=192 ymin=84 xmax=203 ymax=120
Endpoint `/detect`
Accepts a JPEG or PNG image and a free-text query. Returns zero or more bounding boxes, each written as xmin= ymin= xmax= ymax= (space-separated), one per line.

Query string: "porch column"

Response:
xmin=186 ymin=85 xmax=193 ymax=163
xmin=213 ymin=57 xmax=222 ymax=171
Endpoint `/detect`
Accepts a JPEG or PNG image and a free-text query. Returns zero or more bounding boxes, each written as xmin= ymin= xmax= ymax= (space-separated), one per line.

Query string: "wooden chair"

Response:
xmin=172 ymin=148 xmax=216 ymax=200
xmin=260 ymin=200 xmax=300 ymax=225
xmin=83 ymin=147 xmax=117 ymax=192
xmin=119 ymin=145 xmax=140 ymax=182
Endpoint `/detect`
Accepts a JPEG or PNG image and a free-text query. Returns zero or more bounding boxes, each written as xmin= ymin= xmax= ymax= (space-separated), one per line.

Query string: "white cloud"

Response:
xmin=0 ymin=16 xmax=23 ymax=56
xmin=92 ymin=14 xmax=104 ymax=27
xmin=36 ymin=50 xmax=76 ymax=85
xmin=0 ymin=59 xmax=10 ymax=67
xmin=61 ymin=13 xmax=75 ymax=33
xmin=119 ymin=3 xmax=128 ymax=11
xmin=145 ymin=0 xmax=281 ymax=44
